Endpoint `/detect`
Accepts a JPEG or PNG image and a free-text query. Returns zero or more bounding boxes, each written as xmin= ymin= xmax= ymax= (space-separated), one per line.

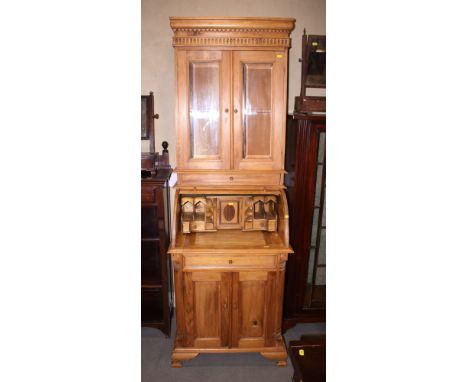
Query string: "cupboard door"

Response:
xmin=233 ymin=51 xmax=287 ymax=170
xmin=183 ymin=271 xmax=231 ymax=348
xmin=231 ymin=271 xmax=276 ymax=348
xmin=175 ymin=50 xmax=231 ymax=169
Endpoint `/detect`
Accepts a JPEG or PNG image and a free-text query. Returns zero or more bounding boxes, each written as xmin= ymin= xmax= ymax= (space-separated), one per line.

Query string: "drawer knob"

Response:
xmin=228 ymin=259 xmax=233 ymax=264
xmin=229 ymin=176 xmax=234 ymax=181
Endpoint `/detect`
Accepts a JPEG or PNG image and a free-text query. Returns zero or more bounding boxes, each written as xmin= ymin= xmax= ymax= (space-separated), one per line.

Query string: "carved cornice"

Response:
xmin=173 ymin=28 xmax=287 ymax=34
xmin=173 ymin=36 xmax=291 ymax=48
xmin=170 ymin=17 xmax=295 ymax=48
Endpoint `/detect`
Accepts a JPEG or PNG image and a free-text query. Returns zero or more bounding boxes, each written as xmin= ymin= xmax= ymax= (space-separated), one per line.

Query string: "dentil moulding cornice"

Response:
xmin=170 ymin=17 xmax=295 ymax=48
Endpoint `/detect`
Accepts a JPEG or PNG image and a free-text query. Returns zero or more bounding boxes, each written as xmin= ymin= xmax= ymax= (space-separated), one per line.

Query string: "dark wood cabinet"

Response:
xmin=141 ymin=168 xmax=173 ymax=336
xmin=289 ymin=335 xmax=326 ymax=382
xmin=283 ymin=113 xmax=326 ymax=331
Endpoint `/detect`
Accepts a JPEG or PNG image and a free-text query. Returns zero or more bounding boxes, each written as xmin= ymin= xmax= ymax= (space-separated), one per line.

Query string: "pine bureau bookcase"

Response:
xmin=168 ymin=17 xmax=295 ymax=368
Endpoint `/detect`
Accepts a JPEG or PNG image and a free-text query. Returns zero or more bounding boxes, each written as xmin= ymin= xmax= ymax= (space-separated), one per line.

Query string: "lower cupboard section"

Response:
xmin=173 ymin=267 xmax=286 ymax=350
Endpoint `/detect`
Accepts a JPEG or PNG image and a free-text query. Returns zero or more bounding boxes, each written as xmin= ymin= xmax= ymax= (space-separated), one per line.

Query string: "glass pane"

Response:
xmin=315 ymin=267 xmax=326 ymax=285
xmin=189 ymin=61 xmax=220 ymax=158
xmin=310 ymin=206 xmax=319 ymax=246
xmin=243 ymin=63 xmax=272 ymax=158
xmin=303 ymin=130 xmax=326 ymax=309
xmin=322 ymin=191 xmax=326 ymax=226
xmin=314 ymin=165 xmax=323 ymax=206
xmin=317 ymin=131 xmax=326 ymax=162
xmin=317 ymin=228 xmax=326 ymax=265
xmin=306 ymin=248 xmax=315 ymax=284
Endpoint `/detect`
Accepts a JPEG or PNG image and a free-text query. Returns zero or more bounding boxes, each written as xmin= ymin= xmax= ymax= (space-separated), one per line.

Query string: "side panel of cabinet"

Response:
xmin=175 ymin=50 xmax=231 ymax=170
xmin=232 ymin=51 xmax=287 ymax=171
xmin=231 ymin=271 xmax=277 ymax=348
xmin=183 ymin=271 xmax=231 ymax=348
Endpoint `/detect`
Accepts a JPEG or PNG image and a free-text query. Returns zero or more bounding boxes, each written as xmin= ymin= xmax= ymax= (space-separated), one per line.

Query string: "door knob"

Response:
xmin=224 ymin=108 xmax=229 ymax=113
xmin=234 ymin=108 xmax=238 ymax=114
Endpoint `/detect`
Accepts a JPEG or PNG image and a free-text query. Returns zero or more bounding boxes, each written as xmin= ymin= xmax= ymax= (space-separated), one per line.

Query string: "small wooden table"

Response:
xmin=288 ymin=335 xmax=325 ymax=382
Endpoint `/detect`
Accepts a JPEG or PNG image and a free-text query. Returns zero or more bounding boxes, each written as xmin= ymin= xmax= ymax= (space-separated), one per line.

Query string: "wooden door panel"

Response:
xmin=233 ymin=51 xmax=287 ymax=171
xmin=231 ymin=271 xmax=276 ymax=348
xmin=240 ymin=280 xmax=265 ymax=338
xmin=194 ymin=282 xmax=220 ymax=342
xmin=183 ymin=271 xmax=230 ymax=348
xmin=175 ymin=50 xmax=231 ymax=170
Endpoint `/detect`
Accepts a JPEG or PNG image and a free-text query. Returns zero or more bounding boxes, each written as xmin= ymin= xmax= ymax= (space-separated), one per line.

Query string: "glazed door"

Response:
xmin=231 ymin=271 xmax=277 ymax=348
xmin=175 ymin=50 xmax=231 ymax=169
xmin=233 ymin=51 xmax=287 ymax=170
xmin=303 ymin=129 xmax=326 ymax=309
xmin=183 ymin=271 xmax=231 ymax=348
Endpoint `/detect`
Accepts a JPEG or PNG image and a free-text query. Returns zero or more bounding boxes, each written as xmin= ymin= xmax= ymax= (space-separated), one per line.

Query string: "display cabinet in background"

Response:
xmin=282 ymin=28 xmax=326 ymax=331
xmin=283 ymin=111 xmax=326 ymax=330
xmin=141 ymin=167 xmax=172 ymax=336
xmin=141 ymin=92 xmax=173 ymax=337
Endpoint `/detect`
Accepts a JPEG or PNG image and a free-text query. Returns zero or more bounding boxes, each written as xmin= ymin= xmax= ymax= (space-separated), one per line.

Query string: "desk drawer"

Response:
xmin=184 ymin=255 xmax=276 ymax=269
xmin=179 ymin=173 xmax=281 ymax=186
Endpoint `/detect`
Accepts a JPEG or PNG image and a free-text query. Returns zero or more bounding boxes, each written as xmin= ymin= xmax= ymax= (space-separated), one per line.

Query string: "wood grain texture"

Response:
xmin=172 ymin=18 xmax=294 ymax=186
xmin=233 ymin=50 xmax=287 ymax=171
xmin=175 ymin=50 xmax=231 ymax=170
xmin=184 ymin=255 xmax=276 ymax=269
xmin=237 ymin=273 xmax=267 ymax=343
xmin=182 ymin=271 xmax=231 ymax=349
xmin=260 ymin=339 xmax=288 ymax=366
xmin=170 ymin=17 xmax=295 ymax=49
xmin=169 ymin=17 xmax=293 ymax=367
xmin=177 ymin=171 xmax=282 ymax=186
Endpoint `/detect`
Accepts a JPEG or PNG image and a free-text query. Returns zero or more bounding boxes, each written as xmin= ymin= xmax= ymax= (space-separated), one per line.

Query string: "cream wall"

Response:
xmin=141 ymin=0 xmax=325 ymax=157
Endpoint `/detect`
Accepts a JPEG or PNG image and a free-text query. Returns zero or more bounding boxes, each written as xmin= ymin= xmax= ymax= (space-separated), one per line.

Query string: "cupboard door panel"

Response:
xmin=176 ymin=50 xmax=231 ymax=170
xmin=183 ymin=271 xmax=230 ymax=348
xmin=233 ymin=51 xmax=287 ymax=170
xmin=231 ymin=271 xmax=276 ymax=348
